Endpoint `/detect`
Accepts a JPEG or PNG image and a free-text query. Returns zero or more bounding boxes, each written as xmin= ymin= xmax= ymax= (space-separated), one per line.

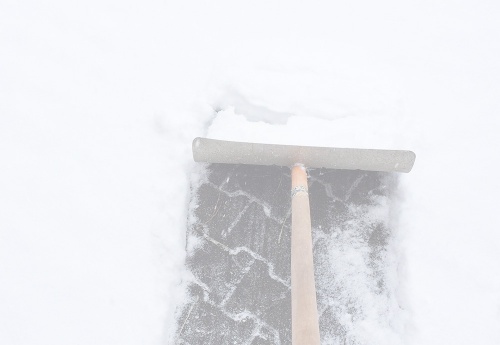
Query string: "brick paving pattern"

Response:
xmin=175 ymin=164 xmax=397 ymax=344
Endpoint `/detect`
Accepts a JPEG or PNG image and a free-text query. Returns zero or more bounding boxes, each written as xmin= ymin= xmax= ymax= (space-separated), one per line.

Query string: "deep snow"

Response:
xmin=1 ymin=0 xmax=499 ymax=344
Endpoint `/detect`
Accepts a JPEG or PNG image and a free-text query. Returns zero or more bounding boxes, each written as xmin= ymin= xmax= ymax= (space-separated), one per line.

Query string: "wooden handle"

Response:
xmin=291 ymin=166 xmax=321 ymax=345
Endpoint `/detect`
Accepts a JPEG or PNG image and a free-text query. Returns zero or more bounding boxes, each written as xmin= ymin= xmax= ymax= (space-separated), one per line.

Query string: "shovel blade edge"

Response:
xmin=193 ymin=137 xmax=416 ymax=173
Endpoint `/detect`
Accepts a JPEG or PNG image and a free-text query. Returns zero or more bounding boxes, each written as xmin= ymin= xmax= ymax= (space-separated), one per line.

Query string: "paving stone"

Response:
xmin=258 ymin=293 xmax=292 ymax=344
xmin=221 ymin=164 xmax=290 ymax=220
xmin=308 ymin=177 xmax=335 ymax=227
xmin=312 ymin=169 xmax=367 ymax=199
xmin=225 ymin=202 xmax=291 ymax=280
xmin=187 ymin=236 xmax=255 ymax=305
xmin=178 ymin=298 xmax=256 ymax=344
xmin=194 ymin=184 xmax=249 ymax=242
xmin=205 ymin=163 xmax=236 ymax=186
xmin=224 ymin=260 xmax=290 ymax=323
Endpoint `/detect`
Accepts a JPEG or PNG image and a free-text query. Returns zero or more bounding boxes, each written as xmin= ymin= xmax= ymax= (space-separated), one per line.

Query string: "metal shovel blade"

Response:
xmin=193 ymin=137 xmax=416 ymax=173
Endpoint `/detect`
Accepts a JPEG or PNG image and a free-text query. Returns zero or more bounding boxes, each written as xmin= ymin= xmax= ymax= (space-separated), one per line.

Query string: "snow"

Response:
xmin=1 ymin=0 xmax=500 ymax=344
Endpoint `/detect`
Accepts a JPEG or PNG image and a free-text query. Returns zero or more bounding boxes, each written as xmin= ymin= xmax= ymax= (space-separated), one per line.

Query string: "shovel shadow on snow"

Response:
xmin=174 ymin=164 xmax=402 ymax=345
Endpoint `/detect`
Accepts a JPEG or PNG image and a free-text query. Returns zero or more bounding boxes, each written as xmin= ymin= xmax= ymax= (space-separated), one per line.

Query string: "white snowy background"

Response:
xmin=1 ymin=1 xmax=499 ymax=344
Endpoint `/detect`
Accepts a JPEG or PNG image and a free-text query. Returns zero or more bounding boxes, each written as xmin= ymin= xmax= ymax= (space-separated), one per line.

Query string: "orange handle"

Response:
xmin=291 ymin=165 xmax=321 ymax=345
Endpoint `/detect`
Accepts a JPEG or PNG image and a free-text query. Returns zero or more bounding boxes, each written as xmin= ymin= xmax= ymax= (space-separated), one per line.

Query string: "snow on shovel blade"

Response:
xmin=193 ymin=137 xmax=416 ymax=173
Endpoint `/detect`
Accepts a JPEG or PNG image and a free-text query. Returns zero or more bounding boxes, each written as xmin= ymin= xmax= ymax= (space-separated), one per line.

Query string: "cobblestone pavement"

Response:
xmin=174 ymin=164 xmax=398 ymax=344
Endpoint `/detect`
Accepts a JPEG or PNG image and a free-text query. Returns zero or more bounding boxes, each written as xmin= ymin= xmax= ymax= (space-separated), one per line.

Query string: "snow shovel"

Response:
xmin=192 ymin=137 xmax=415 ymax=345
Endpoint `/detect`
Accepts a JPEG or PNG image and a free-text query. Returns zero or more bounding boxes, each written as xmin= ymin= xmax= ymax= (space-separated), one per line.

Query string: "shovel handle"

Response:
xmin=291 ymin=166 xmax=321 ymax=345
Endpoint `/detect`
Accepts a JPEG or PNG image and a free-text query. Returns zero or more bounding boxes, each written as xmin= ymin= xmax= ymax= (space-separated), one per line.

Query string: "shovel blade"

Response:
xmin=193 ymin=137 xmax=415 ymax=173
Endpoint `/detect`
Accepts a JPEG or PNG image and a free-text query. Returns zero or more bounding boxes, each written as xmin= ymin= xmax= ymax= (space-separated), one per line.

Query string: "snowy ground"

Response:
xmin=1 ymin=1 xmax=500 ymax=344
